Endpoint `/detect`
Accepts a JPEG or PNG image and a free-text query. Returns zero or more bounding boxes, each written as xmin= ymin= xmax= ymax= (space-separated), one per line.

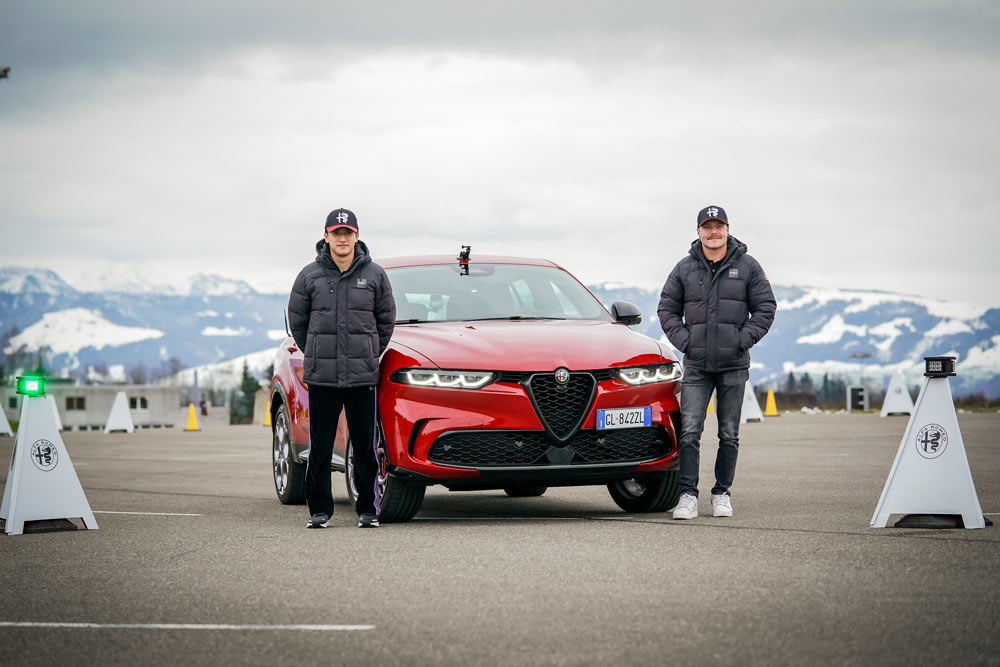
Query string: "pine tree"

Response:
xmin=239 ymin=360 xmax=261 ymax=397
xmin=231 ymin=361 xmax=263 ymax=424
xmin=784 ymin=371 xmax=798 ymax=393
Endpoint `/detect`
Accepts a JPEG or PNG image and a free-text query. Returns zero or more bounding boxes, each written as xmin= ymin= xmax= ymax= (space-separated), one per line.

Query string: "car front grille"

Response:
xmin=427 ymin=426 xmax=671 ymax=468
xmin=525 ymin=372 xmax=596 ymax=439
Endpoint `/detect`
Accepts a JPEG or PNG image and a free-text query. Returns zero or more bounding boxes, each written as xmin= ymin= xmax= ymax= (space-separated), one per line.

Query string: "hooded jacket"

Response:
xmin=288 ymin=239 xmax=396 ymax=388
xmin=658 ymin=236 xmax=776 ymax=372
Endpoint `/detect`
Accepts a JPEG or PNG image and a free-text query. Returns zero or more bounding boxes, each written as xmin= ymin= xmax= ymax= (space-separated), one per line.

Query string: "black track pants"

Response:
xmin=305 ymin=384 xmax=380 ymax=518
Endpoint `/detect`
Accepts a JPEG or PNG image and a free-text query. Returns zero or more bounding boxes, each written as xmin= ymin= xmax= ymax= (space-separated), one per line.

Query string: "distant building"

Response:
xmin=1 ymin=384 xmax=181 ymax=431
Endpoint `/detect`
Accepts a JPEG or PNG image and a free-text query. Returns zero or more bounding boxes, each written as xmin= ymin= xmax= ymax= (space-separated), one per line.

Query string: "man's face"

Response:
xmin=325 ymin=228 xmax=358 ymax=258
xmin=697 ymin=220 xmax=729 ymax=252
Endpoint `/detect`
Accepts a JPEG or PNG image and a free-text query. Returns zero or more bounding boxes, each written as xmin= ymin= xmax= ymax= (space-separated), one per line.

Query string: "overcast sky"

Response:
xmin=2 ymin=2 xmax=999 ymax=307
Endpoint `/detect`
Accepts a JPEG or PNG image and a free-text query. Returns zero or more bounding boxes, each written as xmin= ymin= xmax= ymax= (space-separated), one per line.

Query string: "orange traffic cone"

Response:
xmin=184 ymin=403 xmax=200 ymax=431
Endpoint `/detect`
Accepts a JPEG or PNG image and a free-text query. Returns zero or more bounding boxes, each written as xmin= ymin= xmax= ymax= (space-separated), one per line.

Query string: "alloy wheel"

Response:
xmin=272 ymin=410 xmax=290 ymax=496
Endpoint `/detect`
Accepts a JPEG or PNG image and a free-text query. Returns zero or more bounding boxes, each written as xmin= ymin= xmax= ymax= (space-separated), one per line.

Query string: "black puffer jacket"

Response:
xmin=658 ymin=236 xmax=776 ymax=372
xmin=288 ymin=239 xmax=395 ymax=388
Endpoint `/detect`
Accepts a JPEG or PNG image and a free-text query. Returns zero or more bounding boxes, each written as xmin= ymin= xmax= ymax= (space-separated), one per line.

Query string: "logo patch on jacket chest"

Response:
xmin=728 ymin=268 xmax=739 ymax=279
xmin=356 ymin=278 xmax=367 ymax=288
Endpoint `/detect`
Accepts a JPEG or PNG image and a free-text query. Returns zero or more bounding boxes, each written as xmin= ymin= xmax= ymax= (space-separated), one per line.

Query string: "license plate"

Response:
xmin=596 ymin=406 xmax=652 ymax=430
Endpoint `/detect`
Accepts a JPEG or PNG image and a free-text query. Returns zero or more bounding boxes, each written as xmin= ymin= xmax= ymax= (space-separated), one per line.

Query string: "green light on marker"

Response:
xmin=16 ymin=376 xmax=46 ymax=397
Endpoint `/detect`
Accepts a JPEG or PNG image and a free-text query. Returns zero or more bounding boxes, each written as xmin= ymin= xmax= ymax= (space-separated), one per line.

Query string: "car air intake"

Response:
xmin=428 ymin=426 xmax=670 ymax=468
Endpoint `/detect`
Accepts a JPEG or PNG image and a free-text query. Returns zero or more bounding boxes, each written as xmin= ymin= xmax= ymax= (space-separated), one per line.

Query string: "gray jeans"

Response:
xmin=678 ymin=366 xmax=749 ymax=497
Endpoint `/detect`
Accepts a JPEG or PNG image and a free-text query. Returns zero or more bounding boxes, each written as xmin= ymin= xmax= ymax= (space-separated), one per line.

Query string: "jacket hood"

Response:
xmin=315 ymin=238 xmax=372 ymax=272
xmin=391 ymin=319 xmax=671 ymax=371
xmin=688 ymin=235 xmax=747 ymax=262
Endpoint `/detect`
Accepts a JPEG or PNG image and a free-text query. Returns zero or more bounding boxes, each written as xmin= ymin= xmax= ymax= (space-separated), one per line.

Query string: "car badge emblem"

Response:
xmin=554 ymin=368 xmax=571 ymax=384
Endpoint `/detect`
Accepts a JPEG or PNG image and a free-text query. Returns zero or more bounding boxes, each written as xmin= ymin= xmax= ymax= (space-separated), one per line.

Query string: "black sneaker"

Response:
xmin=307 ymin=513 xmax=330 ymax=529
xmin=358 ymin=513 xmax=379 ymax=528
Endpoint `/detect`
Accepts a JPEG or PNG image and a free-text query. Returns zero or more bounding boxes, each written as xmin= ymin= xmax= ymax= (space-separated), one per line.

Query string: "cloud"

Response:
xmin=2 ymin=2 xmax=999 ymax=306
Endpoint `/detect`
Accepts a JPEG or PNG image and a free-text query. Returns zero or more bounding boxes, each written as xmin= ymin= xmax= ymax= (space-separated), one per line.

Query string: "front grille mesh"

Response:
xmin=527 ymin=373 xmax=595 ymax=437
xmin=572 ymin=427 xmax=669 ymax=462
xmin=428 ymin=426 xmax=670 ymax=467
xmin=430 ymin=431 xmax=549 ymax=466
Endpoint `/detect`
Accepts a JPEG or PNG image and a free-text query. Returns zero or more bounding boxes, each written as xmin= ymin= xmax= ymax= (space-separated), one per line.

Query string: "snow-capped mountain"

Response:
xmin=55 ymin=264 xmax=252 ymax=296
xmin=166 ymin=348 xmax=280 ymax=389
xmin=6 ymin=308 xmax=165 ymax=355
xmin=0 ymin=267 xmax=77 ymax=296
xmin=0 ymin=267 xmax=288 ymax=383
xmin=2 ymin=266 xmax=999 ymax=396
xmin=588 ymin=283 xmax=1000 ymax=397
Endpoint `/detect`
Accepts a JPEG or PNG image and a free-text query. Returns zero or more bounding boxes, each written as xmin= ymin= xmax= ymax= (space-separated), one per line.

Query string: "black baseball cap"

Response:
xmin=325 ymin=208 xmax=359 ymax=233
xmin=697 ymin=205 xmax=728 ymax=227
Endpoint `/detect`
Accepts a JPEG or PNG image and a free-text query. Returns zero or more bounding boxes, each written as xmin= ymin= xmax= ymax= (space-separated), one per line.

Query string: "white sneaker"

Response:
xmin=711 ymin=493 xmax=733 ymax=517
xmin=672 ymin=493 xmax=698 ymax=520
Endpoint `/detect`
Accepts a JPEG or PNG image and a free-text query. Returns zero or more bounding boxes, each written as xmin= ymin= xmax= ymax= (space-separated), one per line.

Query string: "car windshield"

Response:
xmin=387 ymin=263 xmax=611 ymax=323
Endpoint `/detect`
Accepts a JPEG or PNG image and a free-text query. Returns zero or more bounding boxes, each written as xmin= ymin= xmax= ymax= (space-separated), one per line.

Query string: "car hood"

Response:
xmin=391 ymin=320 xmax=668 ymax=370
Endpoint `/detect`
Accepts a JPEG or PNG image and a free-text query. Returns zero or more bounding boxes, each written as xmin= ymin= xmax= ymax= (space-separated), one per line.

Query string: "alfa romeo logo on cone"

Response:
xmin=30 ymin=439 xmax=59 ymax=471
xmin=915 ymin=424 xmax=948 ymax=459
xmin=554 ymin=368 xmax=570 ymax=384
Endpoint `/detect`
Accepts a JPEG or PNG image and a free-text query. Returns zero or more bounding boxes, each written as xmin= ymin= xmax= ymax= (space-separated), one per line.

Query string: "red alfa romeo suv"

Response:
xmin=269 ymin=251 xmax=683 ymax=522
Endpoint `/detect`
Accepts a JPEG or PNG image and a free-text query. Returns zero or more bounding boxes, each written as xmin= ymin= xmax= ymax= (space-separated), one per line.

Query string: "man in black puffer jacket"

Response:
xmin=288 ymin=208 xmax=395 ymax=528
xmin=658 ymin=205 xmax=776 ymax=521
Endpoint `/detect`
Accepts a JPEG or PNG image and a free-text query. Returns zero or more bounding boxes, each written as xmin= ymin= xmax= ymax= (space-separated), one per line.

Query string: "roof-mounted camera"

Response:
xmin=457 ymin=245 xmax=471 ymax=275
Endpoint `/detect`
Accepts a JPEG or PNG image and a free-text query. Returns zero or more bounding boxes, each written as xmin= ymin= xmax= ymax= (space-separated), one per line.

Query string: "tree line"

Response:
xmin=779 ymin=371 xmax=852 ymax=405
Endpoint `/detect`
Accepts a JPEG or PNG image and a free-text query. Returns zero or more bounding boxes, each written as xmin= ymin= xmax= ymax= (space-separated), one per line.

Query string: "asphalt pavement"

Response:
xmin=1 ymin=408 xmax=998 ymax=666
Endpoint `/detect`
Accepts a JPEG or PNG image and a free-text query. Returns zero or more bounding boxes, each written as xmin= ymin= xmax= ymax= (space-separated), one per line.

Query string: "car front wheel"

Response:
xmin=607 ymin=468 xmax=680 ymax=513
xmin=272 ymin=403 xmax=306 ymax=504
xmin=345 ymin=426 xmax=425 ymax=523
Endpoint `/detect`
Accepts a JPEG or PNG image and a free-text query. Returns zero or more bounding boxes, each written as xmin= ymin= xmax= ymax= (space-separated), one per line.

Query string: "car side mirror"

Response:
xmin=611 ymin=301 xmax=642 ymax=326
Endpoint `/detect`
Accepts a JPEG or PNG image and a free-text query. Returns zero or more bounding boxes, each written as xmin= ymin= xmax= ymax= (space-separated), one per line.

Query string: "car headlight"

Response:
xmin=391 ymin=369 xmax=494 ymax=389
xmin=617 ymin=363 xmax=682 ymax=386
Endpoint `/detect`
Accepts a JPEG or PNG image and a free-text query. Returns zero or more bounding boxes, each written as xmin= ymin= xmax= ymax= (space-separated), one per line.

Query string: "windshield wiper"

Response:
xmin=395 ymin=318 xmax=425 ymax=324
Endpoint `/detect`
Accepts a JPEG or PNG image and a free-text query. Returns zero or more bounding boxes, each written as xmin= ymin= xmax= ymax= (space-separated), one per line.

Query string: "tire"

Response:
xmin=345 ymin=425 xmax=425 ymax=523
xmin=607 ymin=468 xmax=680 ymax=513
xmin=272 ymin=402 xmax=306 ymax=505
xmin=503 ymin=486 xmax=548 ymax=497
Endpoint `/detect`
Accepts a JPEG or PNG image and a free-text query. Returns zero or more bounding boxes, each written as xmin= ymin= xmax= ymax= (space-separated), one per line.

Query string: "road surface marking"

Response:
xmin=94 ymin=510 xmax=201 ymax=516
xmin=0 ymin=622 xmax=373 ymax=631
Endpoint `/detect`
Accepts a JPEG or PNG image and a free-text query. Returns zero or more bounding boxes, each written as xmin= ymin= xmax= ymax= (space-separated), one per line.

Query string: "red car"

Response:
xmin=269 ymin=252 xmax=682 ymax=522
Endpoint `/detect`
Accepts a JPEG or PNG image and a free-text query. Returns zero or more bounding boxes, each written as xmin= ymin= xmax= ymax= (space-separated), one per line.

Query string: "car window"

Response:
xmin=550 ymin=282 xmax=583 ymax=318
xmin=388 ymin=264 xmax=610 ymax=322
xmin=510 ymin=279 xmax=534 ymax=312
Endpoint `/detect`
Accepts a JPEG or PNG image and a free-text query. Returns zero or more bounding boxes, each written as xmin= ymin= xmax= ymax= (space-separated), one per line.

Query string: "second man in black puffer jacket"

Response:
xmin=658 ymin=205 xmax=776 ymax=521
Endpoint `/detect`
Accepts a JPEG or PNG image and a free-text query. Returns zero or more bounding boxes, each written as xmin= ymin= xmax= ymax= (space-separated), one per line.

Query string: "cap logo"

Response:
xmin=707 ymin=207 xmax=719 ymax=218
xmin=337 ymin=212 xmax=350 ymax=224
